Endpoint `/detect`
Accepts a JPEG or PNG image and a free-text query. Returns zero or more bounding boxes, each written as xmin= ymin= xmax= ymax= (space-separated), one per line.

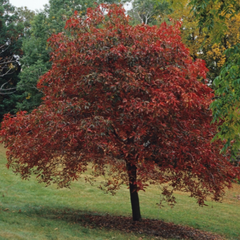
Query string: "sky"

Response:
xmin=10 ymin=0 xmax=49 ymax=11
xmin=9 ymin=0 xmax=132 ymax=12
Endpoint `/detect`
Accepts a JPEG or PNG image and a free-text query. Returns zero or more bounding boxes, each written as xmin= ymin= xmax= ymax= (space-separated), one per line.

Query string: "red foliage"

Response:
xmin=0 ymin=4 xmax=239 ymax=217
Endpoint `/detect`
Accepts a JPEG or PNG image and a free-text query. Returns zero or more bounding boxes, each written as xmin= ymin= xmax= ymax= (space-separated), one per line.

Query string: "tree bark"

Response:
xmin=127 ymin=163 xmax=142 ymax=221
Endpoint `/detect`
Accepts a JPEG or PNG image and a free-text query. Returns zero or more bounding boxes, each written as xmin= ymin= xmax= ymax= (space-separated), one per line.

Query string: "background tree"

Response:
xmin=168 ymin=1 xmax=240 ymax=82
xmin=16 ymin=60 xmax=48 ymax=112
xmin=128 ymin=0 xmax=172 ymax=25
xmin=211 ymin=44 xmax=240 ymax=161
xmin=0 ymin=0 xmax=24 ymax=119
xmin=14 ymin=6 xmax=35 ymax=36
xmin=189 ymin=0 xmax=240 ymax=41
xmin=16 ymin=11 xmax=51 ymax=111
xmin=187 ymin=0 xmax=240 ymax=159
xmin=1 ymin=4 xmax=239 ymax=222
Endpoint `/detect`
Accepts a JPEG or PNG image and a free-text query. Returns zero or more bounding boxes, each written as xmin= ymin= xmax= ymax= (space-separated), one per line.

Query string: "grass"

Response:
xmin=0 ymin=144 xmax=240 ymax=240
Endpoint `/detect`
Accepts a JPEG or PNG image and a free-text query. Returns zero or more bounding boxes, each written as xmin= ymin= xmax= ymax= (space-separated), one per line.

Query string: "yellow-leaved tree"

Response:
xmin=167 ymin=0 xmax=240 ymax=82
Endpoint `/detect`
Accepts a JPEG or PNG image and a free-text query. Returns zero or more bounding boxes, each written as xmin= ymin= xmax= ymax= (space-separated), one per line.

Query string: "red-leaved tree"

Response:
xmin=0 ymin=4 xmax=239 ymax=221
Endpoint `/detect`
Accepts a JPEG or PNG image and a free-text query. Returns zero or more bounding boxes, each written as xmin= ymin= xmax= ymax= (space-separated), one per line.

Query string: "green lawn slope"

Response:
xmin=0 ymin=145 xmax=239 ymax=240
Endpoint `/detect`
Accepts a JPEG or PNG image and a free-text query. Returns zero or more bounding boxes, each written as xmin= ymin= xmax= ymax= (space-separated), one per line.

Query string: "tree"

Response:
xmin=187 ymin=0 xmax=240 ymax=158
xmin=14 ymin=6 xmax=35 ymax=36
xmin=1 ymin=4 xmax=239 ymax=221
xmin=15 ymin=60 xmax=48 ymax=112
xmin=15 ymin=10 xmax=52 ymax=112
xmin=0 ymin=0 xmax=24 ymax=118
xmin=211 ymin=44 xmax=240 ymax=160
xmin=0 ymin=0 xmax=22 ymax=80
xmin=189 ymin=0 xmax=240 ymax=41
xmin=169 ymin=1 xmax=240 ymax=82
xmin=16 ymin=0 xmax=127 ymax=112
xmin=128 ymin=0 xmax=172 ymax=25
xmin=15 ymin=11 xmax=52 ymax=112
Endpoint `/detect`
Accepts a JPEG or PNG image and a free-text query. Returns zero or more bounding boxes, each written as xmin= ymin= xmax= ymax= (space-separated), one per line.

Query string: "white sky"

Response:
xmin=10 ymin=0 xmax=49 ymax=11
xmin=9 ymin=0 xmax=132 ymax=12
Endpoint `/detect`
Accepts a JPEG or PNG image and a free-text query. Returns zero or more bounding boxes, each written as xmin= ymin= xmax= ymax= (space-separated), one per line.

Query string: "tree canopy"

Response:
xmin=189 ymin=0 xmax=240 ymax=40
xmin=1 ymin=4 xmax=239 ymax=221
xmin=16 ymin=0 xmax=127 ymax=112
xmin=186 ymin=0 xmax=240 ymax=158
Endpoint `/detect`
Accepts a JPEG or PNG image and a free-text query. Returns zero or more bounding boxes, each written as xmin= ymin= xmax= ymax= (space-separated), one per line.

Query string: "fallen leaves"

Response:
xmin=78 ymin=214 xmax=225 ymax=240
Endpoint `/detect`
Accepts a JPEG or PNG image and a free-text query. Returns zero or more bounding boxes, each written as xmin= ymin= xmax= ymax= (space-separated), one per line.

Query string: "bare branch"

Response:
xmin=0 ymin=43 xmax=19 ymax=78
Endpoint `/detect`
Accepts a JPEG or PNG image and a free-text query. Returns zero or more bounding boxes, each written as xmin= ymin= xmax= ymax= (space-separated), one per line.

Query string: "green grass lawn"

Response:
xmin=0 ymin=144 xmax=240 ymax=240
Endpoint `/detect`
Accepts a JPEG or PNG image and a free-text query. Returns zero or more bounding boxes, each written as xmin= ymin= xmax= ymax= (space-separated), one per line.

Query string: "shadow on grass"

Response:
xmin=18 ymin=206 xmax=225 ymax=240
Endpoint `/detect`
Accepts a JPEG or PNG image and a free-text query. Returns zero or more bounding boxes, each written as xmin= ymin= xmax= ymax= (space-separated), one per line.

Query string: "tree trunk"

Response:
xmin=127 ymin=163 xmax=142 ymax=221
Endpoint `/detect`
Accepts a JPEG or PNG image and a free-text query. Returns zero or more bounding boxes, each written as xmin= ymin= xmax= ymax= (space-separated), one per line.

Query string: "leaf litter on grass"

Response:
xmin=75 ymin=213 xmax=226 ymax=240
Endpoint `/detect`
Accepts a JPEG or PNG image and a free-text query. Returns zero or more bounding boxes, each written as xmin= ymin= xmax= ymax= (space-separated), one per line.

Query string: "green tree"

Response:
xmin=188 ymin=0 xmax=240 ymax=158
xmin=15 ymin=11 xmax=50 ymax=111
xmin=128 ymin=0 xmax=172 ymax=25
xmin=16 ymin=60 xmax=48 ymax=112
xmin=14 ymin=6 xmax=35 ymax=36
xmin=211 ymin=44 xmax=240 ymax=160
xmin=20 ymin=12 xmax=50 ymax=67
xmin=0 ymin=0 xmax=24 ymax=118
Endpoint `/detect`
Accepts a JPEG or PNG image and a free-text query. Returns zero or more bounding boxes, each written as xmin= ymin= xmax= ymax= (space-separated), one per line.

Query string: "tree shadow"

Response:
xmin=21 ymin=206 xmax=224 ymax=240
